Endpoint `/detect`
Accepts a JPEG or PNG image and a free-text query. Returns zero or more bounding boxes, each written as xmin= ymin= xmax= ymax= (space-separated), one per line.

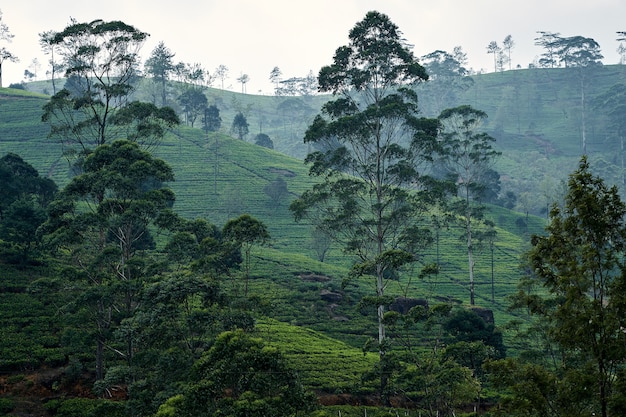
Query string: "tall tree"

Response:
xmin=214 ymin=64 xmax=228 ymax=90
xmin=236 ymin=73 xmax=249 ymax=93
xmin=41 ymin=19 xmax=149 ymax=156
xmin=556 ymin=35 xmax=603 ymax=153
xmin=269 ymin=66 xmax=282 ymax=94
xmin=486 ymin=41 xmax=500 ymax=72
xmin=0 ymin=9 xmax=18 ymax=88
xmin=41 ymin=140 xmax=176 ymax=381
xmin=617 ymin=31 xmax=626 ymax=64
xmin=289 ymin=11 xmax=444 ymax=398
xmin=503 ymin=157 xmax=626 ymax=417
xmin=502 ymin=35 xmax=515 ymax=69
xmin=39 ymin=30 xmax=61 ymax=94
xmin=144 ymin=41 xmax=175 ymax=106
xmin=438 ymin=105 xmax=500 ymax=305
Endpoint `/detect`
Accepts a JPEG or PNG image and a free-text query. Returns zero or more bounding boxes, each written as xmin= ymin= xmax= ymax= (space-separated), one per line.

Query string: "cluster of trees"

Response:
xmin=5 ymin=9 xmax=626 ymax=417
xmin=0 ymin=16 xmax=309 ymax=417
xmin=534 ymin=31 xmax=604 ymax=68
xmin=269 ymin=66 xmax=318 ymax=96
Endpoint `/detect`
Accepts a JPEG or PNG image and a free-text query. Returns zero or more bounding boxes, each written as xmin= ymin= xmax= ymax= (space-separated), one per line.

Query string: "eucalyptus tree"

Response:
xmin=214 ymin=64 xmax=228 ymax=90
xmin=534 ymin=31 xmax=561 ymax=68
xmin=0 ymin=9 xmax=18 ymax=88
xmin=39 ymin=30 xmax=61 ymax=94
xmin=41 ymin=140 xmax=176 ymax=381
xmin=41 ymin=19 xmax=172 ymax=160
xmin=269 ymin=66 xmax=282 ymax=93
xmin=618 ymin=31 xmax=626 ymax=64
xmin=502 ymin=35 xmax=515 ymax=69
xmin=438 ymin=105 xmax=500 ymax=305
xmin=289 ymin=11 xmax=445 ymax=396
xmin=486 ymin=41 xmax=500 ymax=72
xmin=236 ymin=73 xmax=249 ymax=93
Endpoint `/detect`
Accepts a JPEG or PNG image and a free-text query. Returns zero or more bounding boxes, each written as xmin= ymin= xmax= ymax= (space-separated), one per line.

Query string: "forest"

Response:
xmin=3 ymin=9 xmax=626 ymax=417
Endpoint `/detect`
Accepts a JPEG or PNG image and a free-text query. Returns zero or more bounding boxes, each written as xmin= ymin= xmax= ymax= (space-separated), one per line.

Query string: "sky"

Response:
xmin=2 ymin=0 xmax=626 ymax=93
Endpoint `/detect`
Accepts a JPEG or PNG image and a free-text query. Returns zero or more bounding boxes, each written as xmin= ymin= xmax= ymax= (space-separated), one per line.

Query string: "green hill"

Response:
xmin=2 ymin=66 xmax=617 ymax=413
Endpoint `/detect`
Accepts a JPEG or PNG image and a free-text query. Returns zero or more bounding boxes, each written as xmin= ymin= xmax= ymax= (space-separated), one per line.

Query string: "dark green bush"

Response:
xmin=0 ymin=397 xmax=15 ymax=414
xmin=44 ymin=398 xmax=125 ymax=417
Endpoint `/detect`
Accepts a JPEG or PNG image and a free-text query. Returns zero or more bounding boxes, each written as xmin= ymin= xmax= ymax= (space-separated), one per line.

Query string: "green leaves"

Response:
xmin=510 ymin=157 xmax=626 ymax=416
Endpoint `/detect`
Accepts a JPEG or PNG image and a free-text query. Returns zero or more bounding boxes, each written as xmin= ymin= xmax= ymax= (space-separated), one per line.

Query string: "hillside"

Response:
xmin=18 ymin=65 xmax=626 ymax=219
xmin=0 ymin=67 xmax=610 ymax=414
xmin=0 ymin=79 xmax=545 ymax=359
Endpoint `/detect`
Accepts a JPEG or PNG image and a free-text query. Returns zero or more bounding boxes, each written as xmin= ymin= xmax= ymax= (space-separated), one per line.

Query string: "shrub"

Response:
xmin=0 ymin=397 xmax=15 ymax=414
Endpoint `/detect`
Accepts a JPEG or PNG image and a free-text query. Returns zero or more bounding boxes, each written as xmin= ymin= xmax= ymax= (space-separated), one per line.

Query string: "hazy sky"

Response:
xmin=2 ymin=0 xmax=626 ymax=93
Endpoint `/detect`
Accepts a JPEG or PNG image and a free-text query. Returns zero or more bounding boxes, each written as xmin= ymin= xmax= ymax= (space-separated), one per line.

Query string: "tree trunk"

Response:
xmin=468 ymin=223 xmax=475 ymax=305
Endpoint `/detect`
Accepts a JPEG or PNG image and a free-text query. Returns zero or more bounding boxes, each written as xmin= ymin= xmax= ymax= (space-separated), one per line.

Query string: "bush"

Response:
xmin=0 ymin=397 xmax=15 ymax=414
xmin=44 ymin=398 xmax=125 ymax=417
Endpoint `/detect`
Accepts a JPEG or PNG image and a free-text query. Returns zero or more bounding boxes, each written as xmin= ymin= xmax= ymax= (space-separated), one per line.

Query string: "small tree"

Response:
xmin=231 ymin=112 xmax=249 ymax=140
xmin=222 ymin=214 xmax=270 ymax=297
xmin=0 ymin=153 xmax=57 ymax=263
xmin=254 ymin=133 xmax=273 ymax=149
xmin=177 ymin=88 xmax=207 ymax=127
xmin=202 ymin=104 xmax=221 ymax=133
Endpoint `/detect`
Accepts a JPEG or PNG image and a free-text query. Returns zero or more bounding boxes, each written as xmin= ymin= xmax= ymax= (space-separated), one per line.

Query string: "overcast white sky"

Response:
xmin=2 ymin=0 xmax=626 ymax=93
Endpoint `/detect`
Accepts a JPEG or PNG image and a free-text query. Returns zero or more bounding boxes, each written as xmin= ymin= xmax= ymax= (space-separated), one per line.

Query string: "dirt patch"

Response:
xmin=269 ymin=167 xmax=296 ymax=177
xmin=299 ymin=273 xmax=332 ymax=282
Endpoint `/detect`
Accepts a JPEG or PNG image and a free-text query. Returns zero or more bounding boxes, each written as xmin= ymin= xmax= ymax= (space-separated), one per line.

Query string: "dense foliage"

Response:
xmin=6 ymin=9 xmax=626 ymax=417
